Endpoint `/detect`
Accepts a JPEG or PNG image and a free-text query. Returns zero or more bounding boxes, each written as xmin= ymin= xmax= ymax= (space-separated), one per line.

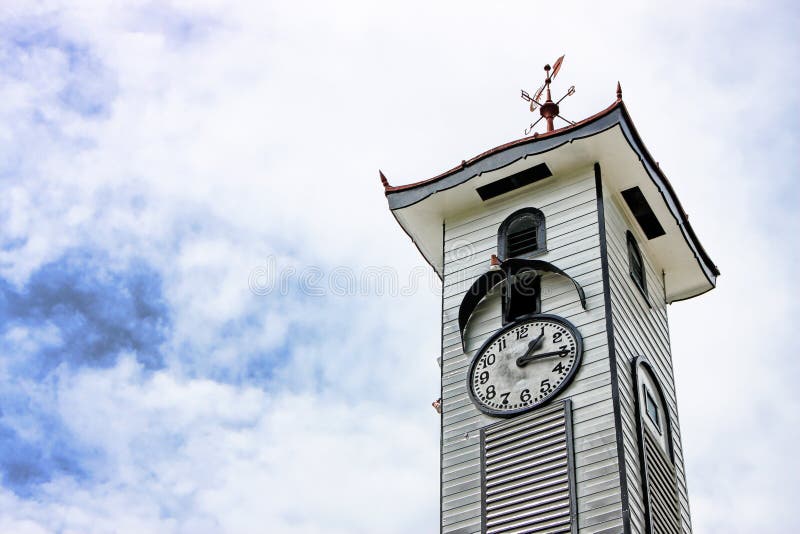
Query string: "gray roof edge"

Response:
xmin=613 ymin=109 xmax=718 ymax=289
xmin=386 ymin=109 xmax=623 ymax=210
xmin=386 ymin=104 xmax=717 ymax=294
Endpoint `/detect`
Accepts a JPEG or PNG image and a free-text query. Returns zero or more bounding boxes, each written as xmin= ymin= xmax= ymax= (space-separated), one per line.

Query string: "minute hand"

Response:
xmin=516 ymin=349 xmax=569 ymax=367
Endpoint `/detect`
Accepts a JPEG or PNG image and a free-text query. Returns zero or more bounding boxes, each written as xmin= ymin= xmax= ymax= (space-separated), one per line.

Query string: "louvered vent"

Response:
xmin=481 ymin=400 xmax=576 ymax=534
xmin=644 ymin=428 xmax=680 ymax=534
xmin=498 ymin=208 xmax=546 ymax=260
xmin=507 ymin=224 xmax=539 ymax=256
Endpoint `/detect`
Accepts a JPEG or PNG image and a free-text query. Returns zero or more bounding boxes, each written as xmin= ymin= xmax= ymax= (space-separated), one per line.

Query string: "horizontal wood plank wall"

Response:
xmin=441 ymin=168 xmax=624 ymax=534
xmin=603 ymin=193 xmax=693 ymax=534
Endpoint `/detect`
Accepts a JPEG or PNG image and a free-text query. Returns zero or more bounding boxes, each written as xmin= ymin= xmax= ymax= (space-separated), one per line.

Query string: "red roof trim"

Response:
xmin=384 ymin=99 xmax=623 ymax=194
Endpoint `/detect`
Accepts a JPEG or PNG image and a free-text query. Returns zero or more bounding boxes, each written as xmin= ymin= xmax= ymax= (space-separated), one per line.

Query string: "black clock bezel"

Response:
xmin=466 ymin=313 xmax=584 ymax=418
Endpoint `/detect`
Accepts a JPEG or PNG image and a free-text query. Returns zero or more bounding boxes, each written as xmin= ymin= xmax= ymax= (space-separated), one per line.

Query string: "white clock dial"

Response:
xmin=467 ymin=314 xmax=583 ymax=416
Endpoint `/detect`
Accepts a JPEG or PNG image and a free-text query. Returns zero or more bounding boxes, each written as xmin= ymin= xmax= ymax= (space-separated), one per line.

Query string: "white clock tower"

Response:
xmin=382 ymin=64 xmax=718 ymax=534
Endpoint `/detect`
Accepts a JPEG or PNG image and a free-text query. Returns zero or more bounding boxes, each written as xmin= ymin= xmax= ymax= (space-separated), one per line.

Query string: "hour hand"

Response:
xmin=515 ymin=333 xmax=544 ymax=366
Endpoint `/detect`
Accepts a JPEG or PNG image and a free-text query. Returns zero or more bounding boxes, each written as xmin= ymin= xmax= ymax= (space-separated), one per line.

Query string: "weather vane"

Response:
xmin=520 ymin=54 xmax=576 ymax=135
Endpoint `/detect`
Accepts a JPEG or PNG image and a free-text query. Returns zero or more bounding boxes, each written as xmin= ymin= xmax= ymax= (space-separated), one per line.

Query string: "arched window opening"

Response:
xmin=498 ymin=208 xmax=546 ymax=260
xmin=627 ymin=230 xmax=647 ymax=298
xmin=633 ymin=357 xmax=680 ymax=534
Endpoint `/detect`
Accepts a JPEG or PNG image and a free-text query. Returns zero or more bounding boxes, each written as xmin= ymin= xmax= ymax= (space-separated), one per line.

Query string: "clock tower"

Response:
xmin=382 ymin=66 xmax=718 ymax=534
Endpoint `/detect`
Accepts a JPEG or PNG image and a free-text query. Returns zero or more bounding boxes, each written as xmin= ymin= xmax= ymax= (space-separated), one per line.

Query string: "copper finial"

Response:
xmin=379 ymin=170 xmax=389 ymax=188
xmin=616 ymin=81 xmax=622 ymax=100
xmin=520 ymin=54 xmax=576 ymax=135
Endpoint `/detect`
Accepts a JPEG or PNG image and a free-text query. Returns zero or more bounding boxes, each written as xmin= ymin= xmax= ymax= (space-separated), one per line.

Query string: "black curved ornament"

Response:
xmin=457 ymin=258 xmax=587 ymax=351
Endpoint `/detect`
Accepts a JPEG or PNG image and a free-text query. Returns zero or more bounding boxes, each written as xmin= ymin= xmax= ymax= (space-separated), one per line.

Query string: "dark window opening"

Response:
xmin=627 ymin=231 xmax=647 ymax=299
xmin=644 ymin=387 xmax=661 ymax=433
xmin=502 ymin=272 xmax=540 ymax=324
xmin=498 ymin=208 xmax=546 ymax=260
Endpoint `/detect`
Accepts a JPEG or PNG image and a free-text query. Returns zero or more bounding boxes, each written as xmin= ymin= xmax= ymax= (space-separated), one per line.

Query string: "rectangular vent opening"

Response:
xmin=477 ymin=163 xmax=553 ymax=201
xmin=621 ymin=186 xmax=666 ymax=239
xmin=481 ymin=401 xmax=576 ymax=534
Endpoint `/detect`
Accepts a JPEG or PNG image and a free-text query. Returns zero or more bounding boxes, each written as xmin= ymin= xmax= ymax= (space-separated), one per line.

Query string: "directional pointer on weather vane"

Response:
xmin=520 ymin=54 xmax=576 ymax=135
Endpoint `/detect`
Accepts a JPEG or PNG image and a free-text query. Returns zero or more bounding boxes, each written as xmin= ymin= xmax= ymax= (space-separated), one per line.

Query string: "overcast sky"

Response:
xmin=0 ymin=1 xmax=798 ymax=533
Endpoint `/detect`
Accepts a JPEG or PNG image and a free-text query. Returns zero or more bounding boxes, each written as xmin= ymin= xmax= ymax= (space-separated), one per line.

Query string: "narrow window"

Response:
xmin=634 ymin=358 xmax=680 ymax=534
xmin=627 ymin=230 xmax=647 ymax=297
xmin=497 ymin=207 xmax=546 ymax=260
xmin=644 ymin=387 xmax=661 ymax=433
xmin=502 ymin=271 xmax=540 ymax=324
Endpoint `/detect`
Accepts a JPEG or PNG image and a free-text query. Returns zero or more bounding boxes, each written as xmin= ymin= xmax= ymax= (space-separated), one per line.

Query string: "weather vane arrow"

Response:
xmin=520 ymin=54 xmax=576 ymax=135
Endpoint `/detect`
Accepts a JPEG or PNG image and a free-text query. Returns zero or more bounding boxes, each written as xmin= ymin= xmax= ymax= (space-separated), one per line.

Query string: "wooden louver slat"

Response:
xmin=481 ymin=401 xmax=577 ymax=534
xmin=507 ymin=227 xmax=539 ymax=256
xmin=644 ymin=428 xmax=681 ymax=534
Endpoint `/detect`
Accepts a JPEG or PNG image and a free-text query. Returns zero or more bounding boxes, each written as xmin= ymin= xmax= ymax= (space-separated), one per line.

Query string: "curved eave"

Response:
xmin=615 ymin=102 xmax=718 ymax=275
xmin=384 ymin=100 xmax=719 ymax=302
xmin=385 ymin=100 xmax=622 ymax=196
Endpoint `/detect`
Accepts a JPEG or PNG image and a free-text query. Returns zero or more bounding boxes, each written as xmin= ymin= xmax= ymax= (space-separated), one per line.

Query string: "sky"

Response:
xmin=0 ymin=1 xmax=798 ymax=533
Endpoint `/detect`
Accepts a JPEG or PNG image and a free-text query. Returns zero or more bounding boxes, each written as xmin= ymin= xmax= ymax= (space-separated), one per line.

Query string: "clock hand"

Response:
xmin=520 ymin=330 xmax=545 ymax=360
xmin=514 ymin=330 xmax=544 ymax=366
xmin=516 ymin=349 xmax=569 ymax=367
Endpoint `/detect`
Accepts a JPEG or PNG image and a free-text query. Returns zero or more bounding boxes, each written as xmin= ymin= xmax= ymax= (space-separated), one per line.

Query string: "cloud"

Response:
xmin=0 ymin=0 xmax=796 ymax=532
xmin=0 ymin=249 xmax=170 ymax=373
xmin=0 ymin=355 xmax=438 ymax=533
xmin=0 ymin=249 xmax=170 ymax=498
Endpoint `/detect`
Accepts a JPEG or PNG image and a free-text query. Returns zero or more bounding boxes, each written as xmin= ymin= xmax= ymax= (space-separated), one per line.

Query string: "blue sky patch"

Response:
xmin=0 ymin=413 xmax=89 ymax=497
xmin=0 ymin=250 xmax=171 ymax=375
xmin=0 ymin=249 xmax=170 ymax=496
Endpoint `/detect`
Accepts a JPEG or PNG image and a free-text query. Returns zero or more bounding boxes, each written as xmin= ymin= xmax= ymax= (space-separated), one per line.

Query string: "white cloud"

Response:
xmin=0 ymin=0 xmax=797 ymax=532
xmin=1 ymin=356 xmax=437 ymax=533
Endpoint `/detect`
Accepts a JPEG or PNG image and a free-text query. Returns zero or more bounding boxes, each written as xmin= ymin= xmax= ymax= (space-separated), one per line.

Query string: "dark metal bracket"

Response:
xmin=458 ymin=258 xmax=587 ymax=352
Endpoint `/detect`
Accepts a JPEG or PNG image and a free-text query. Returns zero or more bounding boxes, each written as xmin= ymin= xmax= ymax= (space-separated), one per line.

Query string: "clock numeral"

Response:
xmin=500 ymin=392 xmax=510 ymax=405
xmin=486 ymin=385 xmax=496 ymax=399
xmin=520 ymin=389 xmax=532 ymax=403
xmin=479 ymin=371 xmax=489 ymax=384
xmin=559 ymin=345 xmax=568 ymax=355
xmin=552 ymin=362 xmax=565 ymax=373
xmin=540 ymin=379 xmax=551 ymax=394
xmin=482 ymin=353 xmax=496 ymax=368
xmin=498 ymin=338 xmax=507 ymax=351
xmin=516 ymin=326 xmax=529 ymax=340
xmin=553 ymin=332 xmax=563 ymax=343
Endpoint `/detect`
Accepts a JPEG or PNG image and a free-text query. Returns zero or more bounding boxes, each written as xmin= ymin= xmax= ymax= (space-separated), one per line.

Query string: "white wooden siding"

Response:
xmin=602 ymin=192 xmax=693 ymax=534
xmin=440 ymin=168 xmax=624 ymax=534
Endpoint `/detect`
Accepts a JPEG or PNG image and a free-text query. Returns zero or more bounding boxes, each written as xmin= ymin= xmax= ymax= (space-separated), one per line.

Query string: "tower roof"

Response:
xmin=382 ymin=99 xmax=719 ymax=303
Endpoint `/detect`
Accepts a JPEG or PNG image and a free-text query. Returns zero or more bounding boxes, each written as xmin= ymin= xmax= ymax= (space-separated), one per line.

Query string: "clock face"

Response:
xmin=467 ymin=314 xmax=583 ymax=417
